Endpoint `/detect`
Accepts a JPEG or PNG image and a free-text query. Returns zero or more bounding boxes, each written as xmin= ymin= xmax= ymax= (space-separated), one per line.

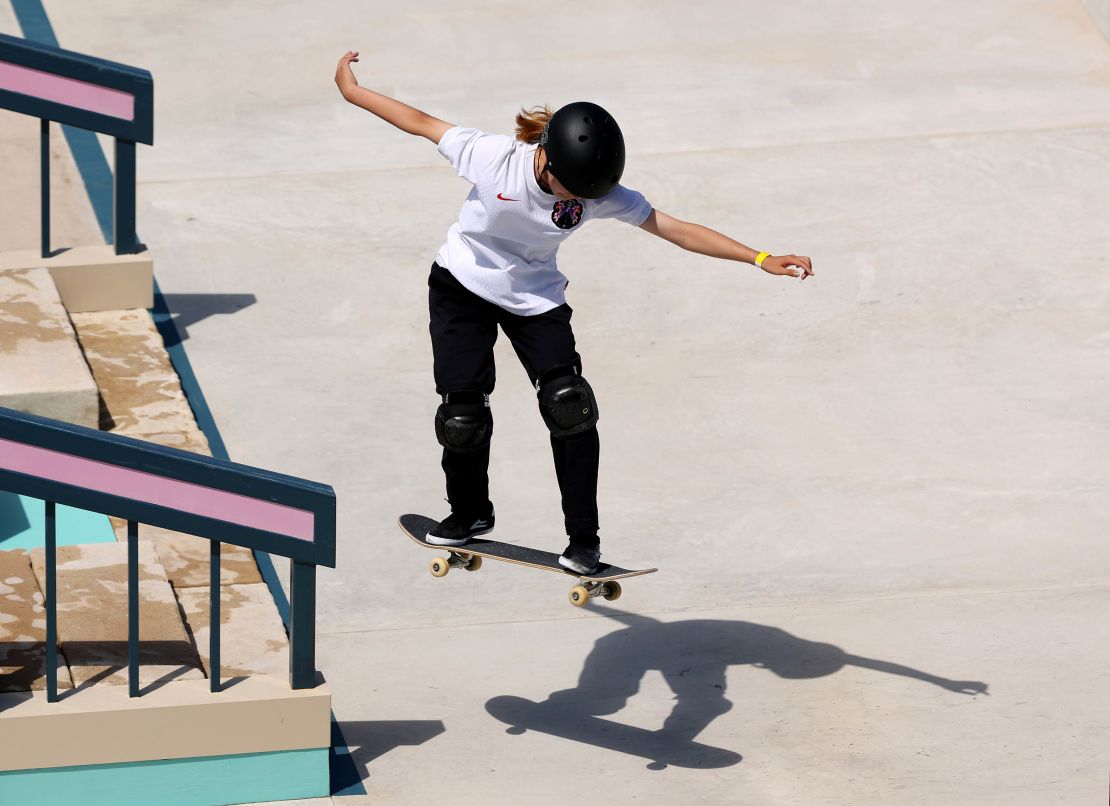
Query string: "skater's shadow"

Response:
xmin=486 ymin=608 xmax=988 ymax=770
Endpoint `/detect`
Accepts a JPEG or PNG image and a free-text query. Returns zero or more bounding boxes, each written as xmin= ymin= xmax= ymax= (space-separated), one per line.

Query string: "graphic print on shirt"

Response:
xmin=551 ymin=199 xmax=584 ymax=230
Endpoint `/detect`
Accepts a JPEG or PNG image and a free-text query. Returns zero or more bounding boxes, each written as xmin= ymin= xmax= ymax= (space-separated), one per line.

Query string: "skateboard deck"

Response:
xmin=485 ymin=695 xmax=742 ymax=770
xmin=399 ymin=514 xmax=656 ymax=607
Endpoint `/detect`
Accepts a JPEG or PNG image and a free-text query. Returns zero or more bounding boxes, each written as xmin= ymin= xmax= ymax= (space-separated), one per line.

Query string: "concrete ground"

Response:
xmin=4 ymin=1 xmax=1109 ymax=803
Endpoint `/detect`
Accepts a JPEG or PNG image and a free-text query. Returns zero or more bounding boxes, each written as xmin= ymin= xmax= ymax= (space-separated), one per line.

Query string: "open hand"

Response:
xmin=335 ymin=50 xmax=360 ymax=88
xmin=762 ymin=254 xmax=813 ymax=281
xmin=941 ymin=680 xmax=989 ymax=696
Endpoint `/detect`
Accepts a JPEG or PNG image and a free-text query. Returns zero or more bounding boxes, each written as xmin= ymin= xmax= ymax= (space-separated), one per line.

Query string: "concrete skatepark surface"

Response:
xmin=3 ymin=1 xmax=1109 ymax=803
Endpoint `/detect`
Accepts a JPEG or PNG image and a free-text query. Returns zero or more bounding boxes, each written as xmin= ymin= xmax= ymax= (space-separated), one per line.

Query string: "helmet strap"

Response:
xmin=534 ymin=147 xmax=555 ymax=193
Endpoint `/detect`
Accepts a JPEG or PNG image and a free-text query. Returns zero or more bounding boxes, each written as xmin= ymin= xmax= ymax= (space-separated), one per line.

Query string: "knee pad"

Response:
xmin=537 ymin=366 xmax=598 ymax=438
xmin=436 ymin=392 xmax=493 ymax=452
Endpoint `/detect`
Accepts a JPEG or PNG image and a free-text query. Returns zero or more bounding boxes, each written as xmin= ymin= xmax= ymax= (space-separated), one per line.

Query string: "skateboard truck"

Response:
xmin=429 ymin=551 xmax=482 ymax=577
xmin=568 ymin=580 xmax=622 ymax=607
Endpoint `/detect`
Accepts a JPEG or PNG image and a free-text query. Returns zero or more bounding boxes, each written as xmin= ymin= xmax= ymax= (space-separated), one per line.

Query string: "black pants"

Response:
xmin=428 ymin=262 xmax=600 ymax=544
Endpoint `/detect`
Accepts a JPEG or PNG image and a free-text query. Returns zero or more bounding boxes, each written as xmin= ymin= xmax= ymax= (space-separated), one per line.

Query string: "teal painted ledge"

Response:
xmin=0 ymin=747 xmax=329 ymax=806
xmin=0 ymin=492 xmax=117 ymax=550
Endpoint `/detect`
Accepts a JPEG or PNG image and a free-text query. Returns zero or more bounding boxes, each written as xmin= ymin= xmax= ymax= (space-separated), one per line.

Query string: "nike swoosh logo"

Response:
xmin=471 ymin=519 xmax=490 ymax=529
xmin=497 ymin=193 xmax=517 ymax=201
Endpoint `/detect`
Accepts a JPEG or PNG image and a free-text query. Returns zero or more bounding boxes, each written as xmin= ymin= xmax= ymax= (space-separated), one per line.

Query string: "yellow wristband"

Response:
xmin=755 ymin=251 xmax=770 ymax=267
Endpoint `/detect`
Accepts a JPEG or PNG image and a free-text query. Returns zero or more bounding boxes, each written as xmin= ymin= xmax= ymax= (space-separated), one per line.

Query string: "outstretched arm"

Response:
xmin=844 ymin=653 xmax=988 ymax=695
xmin=639 ymin=209 xmax=813 ymax=280
xmin=334 ymin=51 xmax=454 ymax=144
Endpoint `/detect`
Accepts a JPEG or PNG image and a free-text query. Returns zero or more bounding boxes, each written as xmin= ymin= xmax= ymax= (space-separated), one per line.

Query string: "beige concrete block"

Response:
xmin=109 ymin=517 xmax=262 ymax=588
xmin=0 ymin=674 xmax=331 ymax=772
xmin=0 ymin=550 xmax=73 ymax=693
xmin=0 ymin=268 xmax=99 ymax=428
xmin=153 ymin=533 xmax=262 ymax=589
xmin=124 ymin=426 xmax=212 ymax=455
xmin=69 ymin=308 xmax=195 ymax=435
xmin=28 ymin=542 xmax=205 ymax=687
xmin=178 ymin=584 xmax=289 ymax=680
xmin=0 ymin=245 xmax=153 ymax=313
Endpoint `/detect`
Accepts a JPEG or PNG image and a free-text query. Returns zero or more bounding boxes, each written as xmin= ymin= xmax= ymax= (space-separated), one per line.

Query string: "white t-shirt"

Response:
xmin=434 ymin=126 xmax=653 ymax=315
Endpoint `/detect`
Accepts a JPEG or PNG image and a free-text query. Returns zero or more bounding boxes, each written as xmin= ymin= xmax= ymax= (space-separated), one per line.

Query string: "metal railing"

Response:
xmin=0 ymin=31 xmax=153 ymax=258
xmin=0 ymin=406 xmax=336 ymax=702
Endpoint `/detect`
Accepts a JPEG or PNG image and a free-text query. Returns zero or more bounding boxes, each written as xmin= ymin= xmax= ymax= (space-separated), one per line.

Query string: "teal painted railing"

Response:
xmin=0 ymin=406 xmax=336 ymax=702
xmin=0 ymin=31 xmax=153 ymax=257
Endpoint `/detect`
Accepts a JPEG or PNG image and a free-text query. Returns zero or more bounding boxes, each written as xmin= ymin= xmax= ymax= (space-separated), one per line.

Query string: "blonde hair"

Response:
xmin=515 ymin=105 xmax=553 ymax=143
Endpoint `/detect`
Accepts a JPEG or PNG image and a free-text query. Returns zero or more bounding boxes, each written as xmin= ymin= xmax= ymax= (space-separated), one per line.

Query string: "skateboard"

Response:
xmin=485 ymin=695 xmax=743 ymax=770
xmin=398 ymin=514 xmax=656 ymax=608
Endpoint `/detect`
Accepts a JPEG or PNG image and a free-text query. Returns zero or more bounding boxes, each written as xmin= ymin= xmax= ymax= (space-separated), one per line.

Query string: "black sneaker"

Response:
xmin=559 ymin=542 xmax=601 ymax=575
xmin=426 ymin=508 xmax=495 ymax=547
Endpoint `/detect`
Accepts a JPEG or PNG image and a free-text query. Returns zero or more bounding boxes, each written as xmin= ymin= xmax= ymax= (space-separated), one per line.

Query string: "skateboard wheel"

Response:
xmin=602 ymin=581 xmax=622 ymax=602
xmin=430 ymin=558 xmax=450 ymax=577
xmin=463 ymin=554 xmax=483 ymax=572
xmin=569 ymin=585 xmax=590 ymax=607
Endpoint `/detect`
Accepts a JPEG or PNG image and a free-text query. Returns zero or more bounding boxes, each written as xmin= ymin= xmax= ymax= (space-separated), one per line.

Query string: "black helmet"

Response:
xmin=539 ymin=101 xmax=625 ymax=199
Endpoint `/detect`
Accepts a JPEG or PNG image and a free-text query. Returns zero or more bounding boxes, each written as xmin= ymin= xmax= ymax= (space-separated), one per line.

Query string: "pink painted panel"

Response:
xmin=0 ymin=438 xmax=315 ymax=542
xmin=0 ymin=59 xmax=134 ymax=120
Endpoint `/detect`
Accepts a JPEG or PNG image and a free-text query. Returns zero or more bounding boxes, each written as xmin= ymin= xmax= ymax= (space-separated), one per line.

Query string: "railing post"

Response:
xmin=210 ymin=539 xmax=221 ymax=693
xmin=128 ymin=519 xmax=139 ymax=698
xmin=289 ymin=560 xmax=316 ymax=690
xmin=113 ymin=138 xmax=139 ymax=255
xmin=40 ymin=118 xmax=50 ymax=259
xmin=45 ymin=500 xmax=57 ymax=703
xmin=0 ymin=406 xmax=335 ymax=701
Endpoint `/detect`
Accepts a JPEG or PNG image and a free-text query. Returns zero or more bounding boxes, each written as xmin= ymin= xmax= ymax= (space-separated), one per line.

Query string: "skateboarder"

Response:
xmin=336 ymin=51 xmax=813 ymax=574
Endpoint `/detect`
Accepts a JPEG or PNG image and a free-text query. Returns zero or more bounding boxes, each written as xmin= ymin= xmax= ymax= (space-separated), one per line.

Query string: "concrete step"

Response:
xmin=69 ymin=308 xmax=200 ymax=437
xmin=0 ymin=267 xmax=98 ymax=428
xmin=1 ymin=503 xmax=278 ymax=695
xmin=179 ymin=583 xmax=290 ymax=681
xmin=125 ymin=520 xmax=264 ymax=590
xmin=27 ymin=541 xmax=205 ymax=688
xmin=3 ymin=532 xmax=287 ymax=693
xmin=0 ymin=549 xmax=73 ymax=693
xmin=0 ymin=246 xmax=152 ymax=313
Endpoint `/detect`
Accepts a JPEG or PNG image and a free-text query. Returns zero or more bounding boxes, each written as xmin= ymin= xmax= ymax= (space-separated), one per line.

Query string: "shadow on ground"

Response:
xmin=158 ymin=293 xmax=257 ymax=345
xmin=330 ymin=719 xmax=445 ymax=796
xmin=487 ymin=607 xmax=989 ymax=770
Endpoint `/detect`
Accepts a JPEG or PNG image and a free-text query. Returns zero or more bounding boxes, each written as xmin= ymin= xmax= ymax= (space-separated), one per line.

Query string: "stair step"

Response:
xmin=69 ymin=308 xmax=199 ymax=437
xmin=27 ymin=542 xmax=205 ymax=687
xmin=0 ymin=267 xmax=98 ymax=428
xmin=138 ymin=526 xmax=263 ymax=590
xmin=0 ymin=549 xmax=73 ymax=693
xmin=178 ymin=583 xmax=290 ymax=680
xmin=0 ymin=245 xmax=152 ymax=313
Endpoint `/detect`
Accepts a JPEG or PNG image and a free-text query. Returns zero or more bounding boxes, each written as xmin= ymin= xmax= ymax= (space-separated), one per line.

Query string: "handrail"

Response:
xmin=0 ymin=406 xmax=336 ymax=701
xmin=0 ymin=32 xmax=153 ymax=256
xmin=0 ymin=31 xmax=153 ymax=143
